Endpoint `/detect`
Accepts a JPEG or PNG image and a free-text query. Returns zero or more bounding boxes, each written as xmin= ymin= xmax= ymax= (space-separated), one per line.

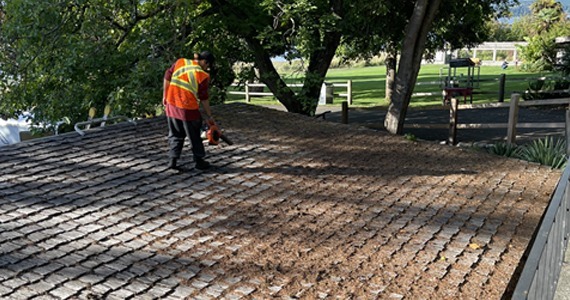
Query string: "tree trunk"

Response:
xmin=301 ymin=30 xmax=342 ymax=115
xmin=246 ymin=25 xmax=341 ymax=116
xmin=384 ymin=0 xmax=442 ymax=134
xmin=246 ymin=39 xmax=303 ymax=113
xmin=384 ymin=50 xmax=397 ymax=103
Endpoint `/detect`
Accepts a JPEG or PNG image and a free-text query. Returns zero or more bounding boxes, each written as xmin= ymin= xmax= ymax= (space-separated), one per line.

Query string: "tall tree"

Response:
xmin=515 ymin=0 xmax=570 ymax=71
xmin=0 ymin=0 xmax=354 ymax=126
xmin=384 ymin=0 xmax=442 ymax=134
xmin=485 ymin=20 xmax=521 ymax=41
xmin=0 ymin=1 xmax=241 ymax=128
xmin=381 ymin=0 xmax=514 ymax=134
xmin=530 ymin=0 xmax=566 ymax=31
xmin=1 ymin=1 xmax=176 ymax=126
xmin=206 ymin=0 xmax=350 ymax=115
xmin=337 ymin=0 xmax=514 ymax=134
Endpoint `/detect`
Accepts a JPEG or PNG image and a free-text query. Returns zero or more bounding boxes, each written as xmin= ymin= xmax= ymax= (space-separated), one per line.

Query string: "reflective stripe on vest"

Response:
xmin=166 ymin=59 xmax=209 ymax=110
xmin=170 ymin=59 xmax=205 ymax=100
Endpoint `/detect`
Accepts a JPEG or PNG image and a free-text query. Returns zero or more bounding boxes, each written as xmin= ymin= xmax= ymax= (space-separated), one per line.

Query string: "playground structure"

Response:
xmin=439 ymin=58 xmax=481 ymax=104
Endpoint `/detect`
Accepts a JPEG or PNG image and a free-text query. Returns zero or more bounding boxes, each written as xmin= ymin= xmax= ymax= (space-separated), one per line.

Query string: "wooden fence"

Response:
xmin=406 ymin=94 xmax=570 ymax=147
xmin=229 ymin=75 xmax=568 ymax=107
xmin=512 ymin=164 xmax=570 ymax=299
xmin=228 ymin=81 xmax=353 ymax=105
xmin=413 ymin=75 xmax=570 ymax=103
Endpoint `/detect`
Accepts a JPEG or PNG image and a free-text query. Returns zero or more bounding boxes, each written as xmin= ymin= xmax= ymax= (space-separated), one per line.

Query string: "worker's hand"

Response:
xmin=162 ymin=98 xmax=167 ymax=106
xmin=206 ymin=117 xmax=217 ymax=127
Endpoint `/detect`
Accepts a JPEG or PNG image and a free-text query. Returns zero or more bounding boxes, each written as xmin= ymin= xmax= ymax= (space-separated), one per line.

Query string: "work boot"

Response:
xmin=168 ymin=158 xmax=180 ymax=170
xmin=195 ymin=158 xmax=211 ymax=170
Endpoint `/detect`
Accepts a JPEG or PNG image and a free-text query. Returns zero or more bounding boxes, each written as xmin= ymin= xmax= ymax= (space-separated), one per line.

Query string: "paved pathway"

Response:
xmin=311 ymin=103 xmax=567 ymax=145
xmin=0 ymin=103 xmax=562 ymax=299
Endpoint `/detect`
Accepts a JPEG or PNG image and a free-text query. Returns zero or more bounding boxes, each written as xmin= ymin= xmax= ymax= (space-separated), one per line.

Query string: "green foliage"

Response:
xmin=488 ymin=142 xmax=522 ymax=157
xmin=518 ymin=137 xmax=568 ymax=169
xmin=0 ymin=0 xmax=240 ymax=129
xmin=528 ymin=78 xmax=546 ymax=91
xmin=404 ymin=133 xmax=417 ymax=141
xmin=430 ymin=1 xmax=512 ymax=51
xmin=486 ymin=137 xmax=568 ymax=169
xmin=523 ymin=75 xmax=570 ymax=100
xmin=523 ymin=78 xmax=546 ymax=100
xmin=520 ymin=34 xmax=558 ymax=71
xmin=517 ymin=0 xmax=570 ymax=72
xmin=341 ymin=0 xmax=515 ymax=61
xmin=529 ymin=0 xmax=566 ymax=31
xmin=485 ymin=20 xmax=523 ymax=41
xmin=0 ymin=0 xmax=532 ymax=128
xmin=0 ymin=0 xmax=173 ymax=126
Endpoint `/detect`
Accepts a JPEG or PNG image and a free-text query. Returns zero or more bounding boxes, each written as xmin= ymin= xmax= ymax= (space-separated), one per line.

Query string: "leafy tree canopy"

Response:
xmin=514 ymin=0 xmax=570 ymax=71
xmin=0 ymin=0 xmax=518 ymax=132
xmin=0 ymin=0 xmax=237 ymax=129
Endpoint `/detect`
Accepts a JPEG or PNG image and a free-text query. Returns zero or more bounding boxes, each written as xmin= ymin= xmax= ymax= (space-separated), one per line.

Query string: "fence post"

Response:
xmin=245 ymin=84 xmax=251 ymax=102
xmin=342 ymin=101 xmax=348 ymax=124
xmin=499 ymin=73 xmax=506 ymax=103
xmin=448 ymin=98 xmax=458 ymax=145
xmin=507 ymin=93 xmax=520 ymax=145
xmin=566 ymin=108 xmax=570 ymax=156
xmin=347 ymin=80 xmax=353 ymax=105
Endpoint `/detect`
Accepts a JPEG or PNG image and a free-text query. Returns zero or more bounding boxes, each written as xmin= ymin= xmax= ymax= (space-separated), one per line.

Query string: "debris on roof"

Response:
xmin=0 ymin=103 xmax=560 ymax=299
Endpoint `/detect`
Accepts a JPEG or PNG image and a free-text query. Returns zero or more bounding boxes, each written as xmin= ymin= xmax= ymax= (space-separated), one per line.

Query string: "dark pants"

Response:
xmin=167 ymin=117 xmax=205 ymax=161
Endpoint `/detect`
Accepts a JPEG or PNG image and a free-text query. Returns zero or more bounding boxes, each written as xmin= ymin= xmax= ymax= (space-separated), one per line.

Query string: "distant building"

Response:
xmin=427 ymin=42 xmax=528 ymax=65
xmin=554 ymin=36 xmax=570 ymax=70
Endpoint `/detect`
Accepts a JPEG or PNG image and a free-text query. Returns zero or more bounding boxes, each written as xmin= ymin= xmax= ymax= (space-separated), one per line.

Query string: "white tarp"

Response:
xmin=0 ymin=115 xmax=31 ymax=147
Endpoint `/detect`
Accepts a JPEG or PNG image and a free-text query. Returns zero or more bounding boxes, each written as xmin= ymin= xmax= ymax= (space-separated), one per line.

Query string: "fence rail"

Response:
xmin=412 ymin=75 xmax=570 ymax=103
xmin=228 ymin=81 xmax=353 ymax=105
xmin=406 ymin=95 xmax=570 ymax=146
xmin=512 ymin=164 xmax=570 ymax=299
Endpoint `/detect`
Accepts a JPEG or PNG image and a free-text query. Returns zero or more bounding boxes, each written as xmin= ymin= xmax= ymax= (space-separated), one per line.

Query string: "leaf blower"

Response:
xmin=206 ymin=119 xmax=233 ymax=145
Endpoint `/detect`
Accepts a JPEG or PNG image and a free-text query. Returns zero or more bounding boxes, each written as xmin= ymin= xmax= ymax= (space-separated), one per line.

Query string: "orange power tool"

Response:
xmin=206 ymin=120 xmax=233 ymax=145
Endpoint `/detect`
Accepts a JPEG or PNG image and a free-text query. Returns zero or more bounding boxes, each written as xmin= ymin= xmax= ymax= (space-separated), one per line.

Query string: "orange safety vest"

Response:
xmin=166 ymin=59 xmax=209 ymax=110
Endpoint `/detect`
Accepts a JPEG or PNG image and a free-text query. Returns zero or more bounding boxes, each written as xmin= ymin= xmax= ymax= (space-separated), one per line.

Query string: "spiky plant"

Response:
xmin=518 ymin=137 xmax=568 ymax=169
xmin=488 ymin=142 xmax=521 ymax=158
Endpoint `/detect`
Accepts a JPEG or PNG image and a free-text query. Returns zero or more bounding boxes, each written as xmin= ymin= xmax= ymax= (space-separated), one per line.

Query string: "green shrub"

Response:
xmin=487 ymin=138 xmax=568 ymax=169
xmin=488 ymin=142 xmax=521 ymax=158
xmin=329 ymin=55 xmax=386 ymax=69
xmin=404 ymin=133 xmax=417 ymax=141
xmin=522 ymin=76 xmax=570 ymax=100
xmin=553 ymin=78 xmax=570 ymax=91
xmin=528 ymin=79 xmax=545 ymax=91
xmin=518 ymin=137 xmax=568 ymax=169
xmin=552 ymin=77 xmax=570 ymax=97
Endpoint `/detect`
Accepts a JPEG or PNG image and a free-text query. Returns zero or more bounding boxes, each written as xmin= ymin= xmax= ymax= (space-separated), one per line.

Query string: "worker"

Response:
xmin=163 ymin=51 xmax=217 ymax=171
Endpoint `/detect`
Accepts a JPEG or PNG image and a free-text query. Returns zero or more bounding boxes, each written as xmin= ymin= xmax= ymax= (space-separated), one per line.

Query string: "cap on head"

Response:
xmin=197 ymin=51 xmax=215 ymax=66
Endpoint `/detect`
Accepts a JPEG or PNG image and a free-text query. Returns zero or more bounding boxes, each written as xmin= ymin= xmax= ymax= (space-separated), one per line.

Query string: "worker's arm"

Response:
xmin=163 ymin=63 xmax=175 ymax=106
xmin=163 ymin=79 xmax=170 ymax=106
xmin=201 ymin=99 xmax=217 ymax=127
xmin=201 ymin=99 xmax=213 ymax=118
xmin=198 ymin=78 xmax=216 ymax=124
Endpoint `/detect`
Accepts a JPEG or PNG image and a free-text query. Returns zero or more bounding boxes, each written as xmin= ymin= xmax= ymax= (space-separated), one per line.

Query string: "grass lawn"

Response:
xmin=226 ymin=64 xmax=547 ymax=109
